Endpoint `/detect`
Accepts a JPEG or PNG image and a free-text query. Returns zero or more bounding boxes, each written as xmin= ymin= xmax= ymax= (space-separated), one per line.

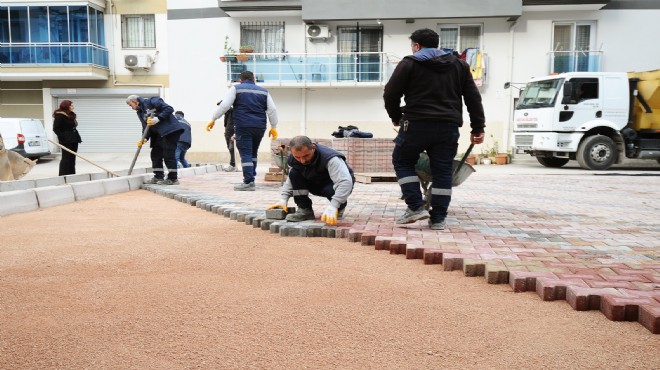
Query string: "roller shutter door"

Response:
xmin=57 ymin=97 xmax=142 ymax=152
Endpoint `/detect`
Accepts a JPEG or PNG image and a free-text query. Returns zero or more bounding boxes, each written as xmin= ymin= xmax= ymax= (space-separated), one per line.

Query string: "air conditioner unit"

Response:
xmin=124 ymin=54 xmax=153 ymax=69
xmin=306 ymin=25 xmax=330 ymax=40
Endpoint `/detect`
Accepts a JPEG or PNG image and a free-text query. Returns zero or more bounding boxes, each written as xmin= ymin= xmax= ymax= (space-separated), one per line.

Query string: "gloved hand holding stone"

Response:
xmin=266 ymin=198 xmax=289 ymax=213
xmin=321 ymin=205 xmax=338 ymax=225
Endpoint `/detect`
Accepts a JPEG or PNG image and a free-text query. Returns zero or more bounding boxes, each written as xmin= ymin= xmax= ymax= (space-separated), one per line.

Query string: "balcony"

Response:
xmin=0 ymin=42 xmax=109 ymax=81
xmin=224 ymin=52 xmax=398 ymax=88
xmin=548 ymin=50 xmax=603 ymax=74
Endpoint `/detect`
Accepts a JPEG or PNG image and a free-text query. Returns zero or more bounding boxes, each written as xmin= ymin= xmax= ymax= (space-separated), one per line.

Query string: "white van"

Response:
xmin=0 ymin=118 xmax=51 ymax=159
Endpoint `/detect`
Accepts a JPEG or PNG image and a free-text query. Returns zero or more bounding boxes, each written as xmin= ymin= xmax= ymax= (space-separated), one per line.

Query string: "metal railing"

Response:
xmin=0 ymin=42 xmax=109 ymax=68
xmin=224 ymin=52 xmax=399 ymax=87
xmin=548 ymin=50 xmax=602 ymax=74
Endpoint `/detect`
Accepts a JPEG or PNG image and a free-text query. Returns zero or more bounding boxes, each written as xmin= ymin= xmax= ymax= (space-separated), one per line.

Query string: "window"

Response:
xmin=240 ymin=21 xmax=284 ymax=58
xmin=337 ymin=26 xmax=383 ymax=81
xmin=438 ymin=24 xmax=482 ymax=52
xmin=121 ymin=14 xmax=155 ymax=48
xmin=551 ymin=21 xmax=598 ymax=73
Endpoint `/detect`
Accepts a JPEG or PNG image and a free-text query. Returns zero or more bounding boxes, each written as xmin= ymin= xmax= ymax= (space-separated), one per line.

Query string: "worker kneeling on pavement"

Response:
xmin=268 ymin=136 xmax=355 ymax=225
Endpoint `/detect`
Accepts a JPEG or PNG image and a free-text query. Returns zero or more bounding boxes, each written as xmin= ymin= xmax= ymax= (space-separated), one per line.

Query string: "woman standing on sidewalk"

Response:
xmin=52 ymin=100 xmax=82 ymax=176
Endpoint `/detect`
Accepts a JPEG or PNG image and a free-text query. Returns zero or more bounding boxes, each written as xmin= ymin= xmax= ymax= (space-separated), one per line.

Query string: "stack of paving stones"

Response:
xmin=148 ymin=169 xmax=659 ymax=334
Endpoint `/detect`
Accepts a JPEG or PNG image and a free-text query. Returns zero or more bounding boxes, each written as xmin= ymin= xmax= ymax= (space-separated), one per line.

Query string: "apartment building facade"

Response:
xmin=1 ymin=0 xmax=659 ymax=161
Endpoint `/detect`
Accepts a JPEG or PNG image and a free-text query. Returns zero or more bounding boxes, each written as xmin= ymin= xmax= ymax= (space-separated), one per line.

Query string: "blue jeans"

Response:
xmin=235 ymin=126 xmax=265 ymax=184
xmin=175 ymin=142 xmax=191 ymax=168
xmin=392 ymin=121 xmax=459 ymax=222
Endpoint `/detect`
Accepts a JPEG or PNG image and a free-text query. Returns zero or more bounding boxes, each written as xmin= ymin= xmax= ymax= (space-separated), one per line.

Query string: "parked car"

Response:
xmin=0 ymin=118 xmax=51 ymax=160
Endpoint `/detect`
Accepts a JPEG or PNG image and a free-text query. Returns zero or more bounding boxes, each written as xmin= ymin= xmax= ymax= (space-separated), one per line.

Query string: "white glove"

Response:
xmin=267 ymin=198 xmax=289 ymax=213
xmin=321 ymin=205 xmax=338 ymax=225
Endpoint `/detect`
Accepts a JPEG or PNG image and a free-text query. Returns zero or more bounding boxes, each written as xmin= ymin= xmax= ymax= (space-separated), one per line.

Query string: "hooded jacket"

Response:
xmin=383 ymin=48 xmax=485 ymax=134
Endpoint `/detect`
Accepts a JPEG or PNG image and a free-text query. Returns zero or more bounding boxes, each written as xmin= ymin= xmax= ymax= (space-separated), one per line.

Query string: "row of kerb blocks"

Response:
xmin=271 ymin=137 xmax=395 ymax=173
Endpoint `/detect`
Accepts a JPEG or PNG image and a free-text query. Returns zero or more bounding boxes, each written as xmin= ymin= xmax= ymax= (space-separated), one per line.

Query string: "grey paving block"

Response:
xmin=265 ymin=208 xmax=286 ymax=220
xmin=64 ymin=174 xmax=91 ymax=184
xmin=0 ymin=189 xmax=38 ymax=216
xmin=229 ymin=210 xmax=240 ymax=220
xmin=90 ymin=172 xmax=109 ymax=180
xmin=0 ymin=179 xmax=36 ymax=192
xmin=205 ymin=165 xmax=218 ymax=173
xmin=194 ymin=167 xmax=208 ymax=175
xmin=322 ymin=226 xmax=336 ymax=238
xmin=178 ymin=168 xmax=195 ymax=177
xmin=34 ymin=185 xmax=75 ymax=208
xmin=261 ymin=219 xmax=275 ymax=230
xmin=305 ymin=225 xmax=324 ymax=237
xmin=125 ymin=175 xmax=146 ymax=190
xmin=35 ymin=176 xmax=65 ymax=188
xmin=252 ymin=216 xmax=264 ymax=228
xmin=102 ymin=177 xmax=130 ymax=195
xmin=70 ymin=180 xmax=105 ymax=201
xmin=270 ymin=221 xmax=286 ymax=234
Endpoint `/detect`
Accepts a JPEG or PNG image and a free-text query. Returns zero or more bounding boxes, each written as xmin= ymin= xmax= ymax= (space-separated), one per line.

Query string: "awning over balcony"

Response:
xmin=301 ymin=0 xmax=522 ymax=21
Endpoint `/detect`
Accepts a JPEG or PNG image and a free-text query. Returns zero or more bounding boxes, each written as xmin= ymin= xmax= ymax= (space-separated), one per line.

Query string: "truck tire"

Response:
xmin=576 ymin=135 xmax=617 ymax=170
xmin=536 ymin=157 xmax=569 ymax=168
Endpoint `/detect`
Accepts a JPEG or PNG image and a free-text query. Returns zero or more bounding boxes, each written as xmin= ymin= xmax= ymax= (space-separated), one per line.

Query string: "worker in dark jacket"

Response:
xmin=126 ymin=95 xmax=185 ymax=185
xmin=267 ymin=136 xmax=355 ymax=225
xmin=208 ymin=70 xmax=279 ymax=191
xmin=383 ymin=28 xmax=485 ymax=230
xmin=52 ymin=99 xmax=82 ymax=176
xmin=174 ymin=111 xmax=192 ymax=168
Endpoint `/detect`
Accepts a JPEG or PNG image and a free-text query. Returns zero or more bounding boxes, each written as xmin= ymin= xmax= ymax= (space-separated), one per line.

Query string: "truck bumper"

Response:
xmin=514 ymin=132 xmax=583 ymax=152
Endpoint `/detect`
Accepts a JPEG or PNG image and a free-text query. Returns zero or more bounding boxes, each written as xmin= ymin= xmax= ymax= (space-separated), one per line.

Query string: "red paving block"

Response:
xmin=600 ymin=274 xmax=651 ymax=283
xmin=374 ymin=236 xmax=405 ymax=251
xmin=508 ymin=271 xmax=557 ymax=293
xmin=586 ymin=280 xmax=636 ymax=290
xmin=485 ymin=264 xmax=510 ymax=284
xmin=601 ymin=295 xmax=656 ymax=322
xmin=639 ymin=304 xmax=660 ymax=334
xmin=423 ymin=249 xmax=445 ymax=265
xmin=442 ymin=253 xmax=480 ymax=272
xmin=566 ymin=286 xmax=620 ymax=311
xmin=389 ymin=241 xmax=407 ymax=255
xmin=360 ymin=233 xmax=377 ymax=246
xmin=347 ymin=230 xmax=363 ymax=243
xmin=405 ymin=245 xmax=425 ymax=260
xmin=535 ymin=278 xmax=589 ymax=301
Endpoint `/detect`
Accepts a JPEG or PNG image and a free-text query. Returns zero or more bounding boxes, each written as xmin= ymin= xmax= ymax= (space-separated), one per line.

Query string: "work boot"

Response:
xmin=234 ymin=182 xmax=255 ymax=191
xmin=285 ymin=208 xmax=315 ymax=222
xmin=144 ymin=177 xmax=162 ymax=185
xmin=157 ymin=179 xmax=180 ymax=185
xmin=428 ymin=219 xmax=447 ymax=230
xmin=396 ymin=206 xmax=430 ymax=224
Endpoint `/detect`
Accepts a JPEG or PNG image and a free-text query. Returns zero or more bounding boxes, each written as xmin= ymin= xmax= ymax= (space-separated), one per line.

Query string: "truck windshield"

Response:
xmin=515 ymin=78 xmax=564 ymax=109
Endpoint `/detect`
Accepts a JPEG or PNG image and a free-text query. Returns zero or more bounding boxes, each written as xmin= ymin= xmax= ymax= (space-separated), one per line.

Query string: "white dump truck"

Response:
xmin=512 ymin=70 xmax=659 ymax=170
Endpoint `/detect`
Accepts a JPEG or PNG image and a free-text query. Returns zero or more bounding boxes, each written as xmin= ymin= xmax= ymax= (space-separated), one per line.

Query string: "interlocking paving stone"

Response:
xmin=144 ymin=168 xmax=660 ymax=333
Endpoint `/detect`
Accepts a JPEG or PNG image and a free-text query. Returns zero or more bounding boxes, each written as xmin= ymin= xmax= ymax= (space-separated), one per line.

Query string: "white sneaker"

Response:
xmin=224 ymin=165 xmax=236 ymax=172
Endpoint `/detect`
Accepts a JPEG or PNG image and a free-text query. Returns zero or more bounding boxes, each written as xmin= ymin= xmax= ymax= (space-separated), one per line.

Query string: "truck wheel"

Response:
xmin=576 ymin=135 xmax=617 ymax=170
xmin=536 ymin=157 xmax=569 ymax=168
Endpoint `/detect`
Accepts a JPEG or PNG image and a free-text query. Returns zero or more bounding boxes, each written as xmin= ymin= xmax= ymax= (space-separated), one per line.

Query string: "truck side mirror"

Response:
xmin=561 ymin=81 xmax=573 ymax=104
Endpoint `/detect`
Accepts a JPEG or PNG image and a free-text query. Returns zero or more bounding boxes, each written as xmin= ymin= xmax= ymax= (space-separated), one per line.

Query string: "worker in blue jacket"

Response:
xmin=174 ymin=110 xmax=192 ymax=168
xmin=207 ymin=70 xmax=279 ymax=191
xmin=126 ymin=95 xmax=185 ymax=185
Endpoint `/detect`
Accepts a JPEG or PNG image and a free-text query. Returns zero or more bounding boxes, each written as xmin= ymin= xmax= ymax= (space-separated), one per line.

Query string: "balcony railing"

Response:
xmin=225 ymin=52 xmax=398 ymax=87
xmin=548 ymin=50 xmax=602 ymax=74
xmin=0 ymin=42 xmax=109 ymax=68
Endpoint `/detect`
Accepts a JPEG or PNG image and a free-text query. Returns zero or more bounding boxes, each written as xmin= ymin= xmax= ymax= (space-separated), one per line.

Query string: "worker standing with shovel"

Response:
xmin=383 ymin=28 xmax=485 ymax=230
xmin=126 ymin=95 xmax=185 ymax=185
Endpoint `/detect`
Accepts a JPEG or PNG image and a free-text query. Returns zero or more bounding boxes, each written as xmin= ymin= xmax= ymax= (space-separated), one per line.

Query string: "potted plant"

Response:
xmin=220 ymin=36 xmax=237 ymax=62
xmin=239 ymin=45 xmax=254 ymax=53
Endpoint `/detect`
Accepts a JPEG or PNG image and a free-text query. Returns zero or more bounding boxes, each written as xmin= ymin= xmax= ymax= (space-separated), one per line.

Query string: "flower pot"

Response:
xmin=495 ymin=153 xmax=508 ymax=165
xmin=239 ymin=47 xmax=254 ymax=53
xmin=481 ymin=158 xmax=492 ymax=165
xmin=466 ymin=155 xmax=476 ymax=166
xmin=236 ymin=54 xmax=249 ymax=62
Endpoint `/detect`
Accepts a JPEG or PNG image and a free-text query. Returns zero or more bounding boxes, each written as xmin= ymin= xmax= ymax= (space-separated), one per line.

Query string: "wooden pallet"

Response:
xmin=354 ymin=172 xmax=397 ymax=184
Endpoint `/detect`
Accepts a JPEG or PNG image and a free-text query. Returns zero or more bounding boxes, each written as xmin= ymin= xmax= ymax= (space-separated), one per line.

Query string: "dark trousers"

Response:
xmin=392 ymin=122 xmax=459 ymax=222
xmin=235 ymin=126 xmax=265 ymax=184
xmin=58 ymin=142 xmax=78 ymax=176
xmin=225 ymin=133 xmax=236 ymax=167
xmin=288 ymin=168 xmax=348 ymax=211
xmin=175 ymin=142 xmax=191 ymax=168
xmin=151 ymin=132 xmax=180 ymax=180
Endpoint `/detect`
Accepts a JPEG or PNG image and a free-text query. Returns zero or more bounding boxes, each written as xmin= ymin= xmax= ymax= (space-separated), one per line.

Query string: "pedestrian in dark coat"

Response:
xmin=174 ymin=111 xmax=192 ymax=168
xmin=52 ymin=99 xmax=82 ymax=176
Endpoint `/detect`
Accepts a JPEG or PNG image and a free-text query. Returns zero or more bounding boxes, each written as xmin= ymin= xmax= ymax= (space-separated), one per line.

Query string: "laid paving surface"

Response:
xmin=147 ymin=167 xmax=660 ymax=334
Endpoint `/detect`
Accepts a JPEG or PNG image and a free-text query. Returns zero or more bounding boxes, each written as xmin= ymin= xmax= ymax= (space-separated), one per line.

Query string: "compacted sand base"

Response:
xmin=0 ymin=191 xmax=657 ymax=369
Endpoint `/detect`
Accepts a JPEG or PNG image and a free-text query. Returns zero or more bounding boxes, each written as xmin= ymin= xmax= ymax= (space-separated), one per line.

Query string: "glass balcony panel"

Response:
xmin=29 ymin=6 xmax=49 ymax=42
xmin=549 ymin=51 xmax=602 ymax=73
xmin=9 ymin=7 xmax=28 ymax=43
xmin=69 ymin=6 xmax=89 ymax=43
xmin=49 ymin=6 xmax=68 ymax=42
